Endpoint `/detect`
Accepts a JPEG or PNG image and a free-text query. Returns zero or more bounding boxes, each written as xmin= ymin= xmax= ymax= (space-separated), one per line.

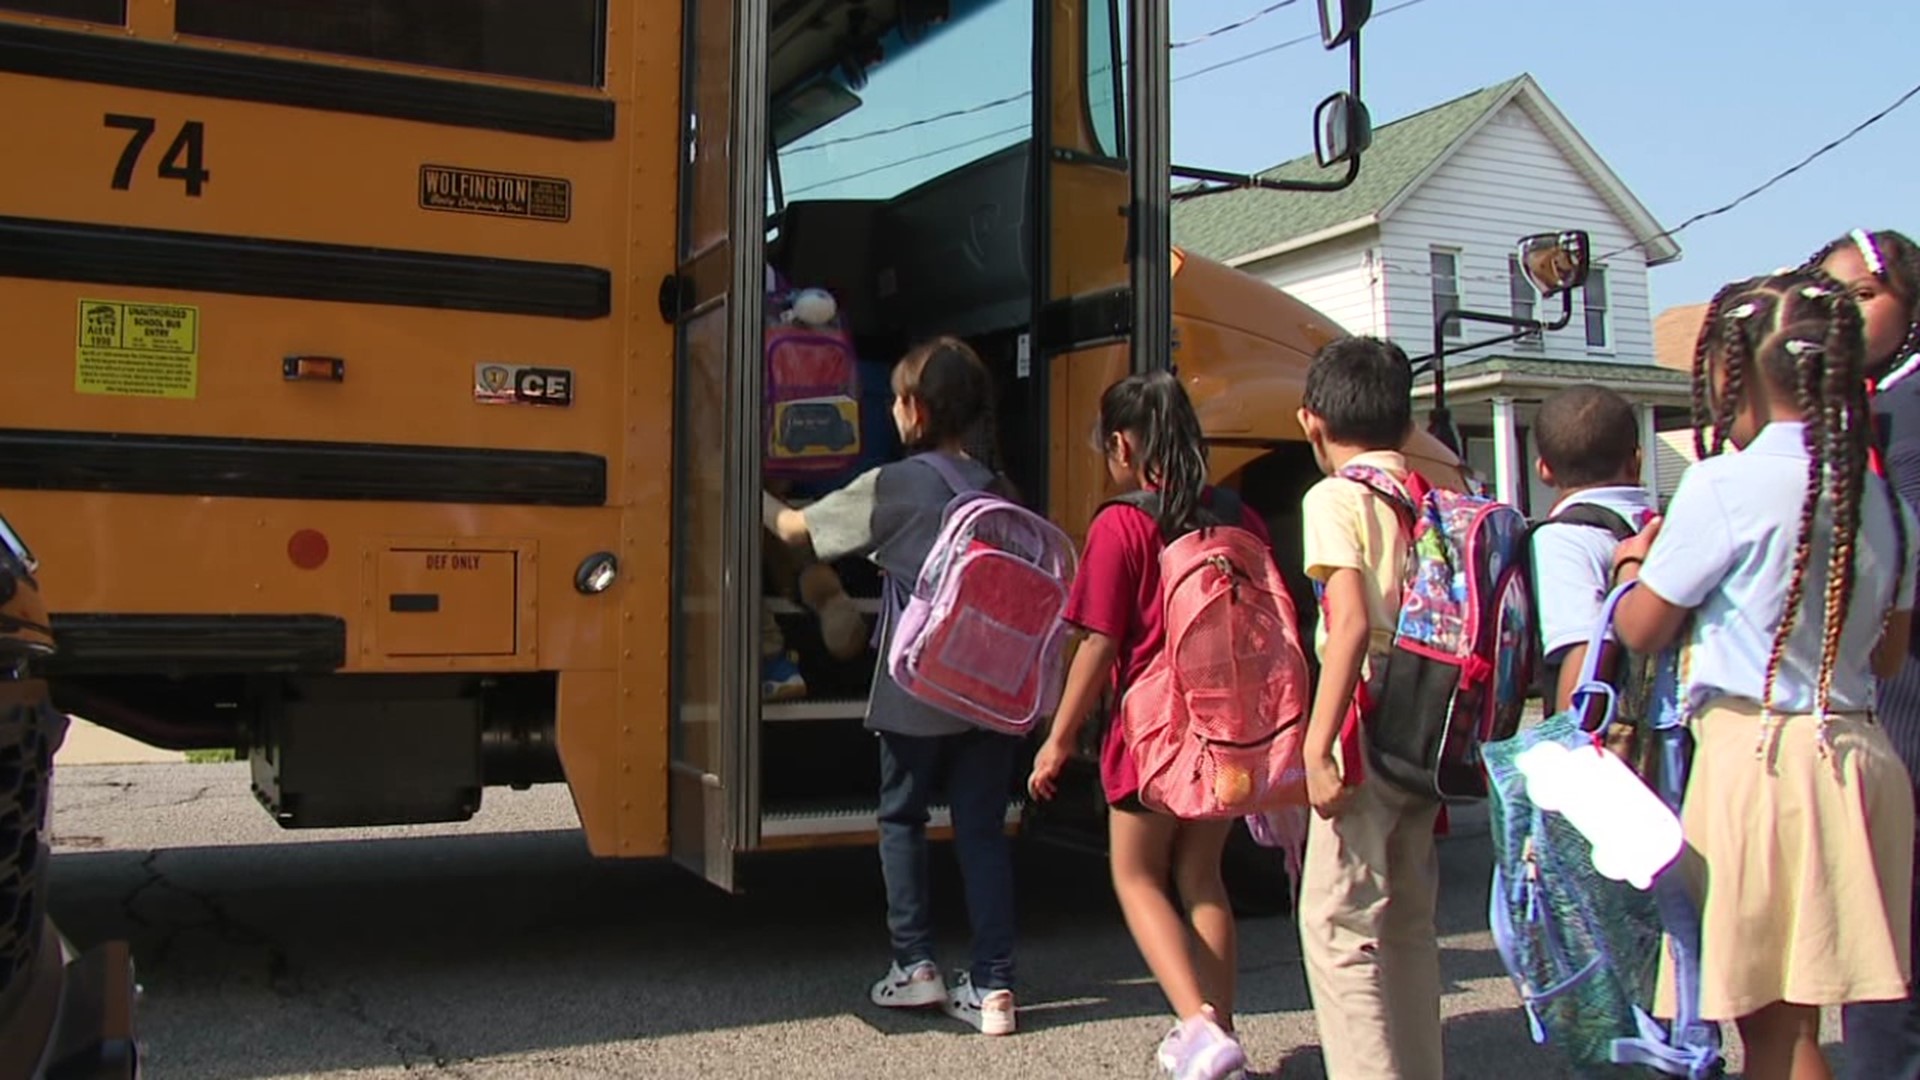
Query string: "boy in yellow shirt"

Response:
xmin=1295 ymin=336 xmax=1442 ymax=1080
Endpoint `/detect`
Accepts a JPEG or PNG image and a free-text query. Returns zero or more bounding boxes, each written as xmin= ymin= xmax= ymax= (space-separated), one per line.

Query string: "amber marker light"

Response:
xmin=283 ymin=356 xmax=345 ymax=381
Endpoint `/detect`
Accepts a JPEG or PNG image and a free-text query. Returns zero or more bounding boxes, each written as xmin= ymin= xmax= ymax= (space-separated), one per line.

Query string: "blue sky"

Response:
xmin=1169 ymin=0 xmax=1920 ymax=311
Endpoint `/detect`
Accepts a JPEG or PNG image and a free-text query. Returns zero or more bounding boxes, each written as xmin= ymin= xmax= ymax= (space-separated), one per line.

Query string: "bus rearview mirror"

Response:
xmin=1319 ymin=0 xmax=1373 ymax=48
xmin=1314 ymin=92 xmax=1373 ymax=169
xmin=1516 ymin=230 xmax=1592 ymax=297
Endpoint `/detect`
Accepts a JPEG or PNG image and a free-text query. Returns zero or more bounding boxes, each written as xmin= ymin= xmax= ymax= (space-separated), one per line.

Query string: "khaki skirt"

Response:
xmin=1655 ymin=698 xmax=1916 ymax=1021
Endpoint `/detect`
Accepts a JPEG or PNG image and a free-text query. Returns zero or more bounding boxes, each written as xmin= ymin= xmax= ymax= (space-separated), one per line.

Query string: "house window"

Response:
xmin=1431 ymin=249 xmax=1460 ymax=339
xmin=1508 ymin=255 xmax=1540 ymax=349
xmin=1584 ymin=265 xmax=1611 ymax=350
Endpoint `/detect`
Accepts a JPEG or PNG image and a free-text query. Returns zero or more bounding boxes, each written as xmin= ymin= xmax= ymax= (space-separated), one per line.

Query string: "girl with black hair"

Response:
xmin=1026 ymin=370 xmax=1262 ymax=1080
xmin=764 ymin=335 xmax=1022 ymax=1037
xmin=1611 ymin=269 xmax=1918 ymax=1080
xmin=1808 ymin=228 xmax=1920 ymax=1080
xmin=1812 ymin=229 xmax=1920 ymax=391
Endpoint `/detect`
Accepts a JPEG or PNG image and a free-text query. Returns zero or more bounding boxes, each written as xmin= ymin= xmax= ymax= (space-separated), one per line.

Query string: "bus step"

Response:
xmin=759 ymin=798 xmax=1025 ymax=838
xmin=762 ymin=698 xmax=867 ymax=722
xmin=763 ymin=597 xmax=881 ymax=616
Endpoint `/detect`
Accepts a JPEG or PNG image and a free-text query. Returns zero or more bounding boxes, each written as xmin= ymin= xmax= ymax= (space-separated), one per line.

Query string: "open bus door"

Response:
xmin=1019 ymin=0 xmax=1168 ymax=851
xmin=666 ymin=0 xmax=771 ymax=891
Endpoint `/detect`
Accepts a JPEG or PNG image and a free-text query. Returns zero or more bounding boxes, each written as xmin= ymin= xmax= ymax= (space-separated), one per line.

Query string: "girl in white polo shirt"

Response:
xmin=1612 ymin=267 xmax=1918 ymax=1080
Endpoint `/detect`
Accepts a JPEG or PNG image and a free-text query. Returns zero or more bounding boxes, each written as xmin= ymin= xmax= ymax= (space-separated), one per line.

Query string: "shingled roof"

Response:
xmin=1172 ymin=74 xmax=1680 ymax=269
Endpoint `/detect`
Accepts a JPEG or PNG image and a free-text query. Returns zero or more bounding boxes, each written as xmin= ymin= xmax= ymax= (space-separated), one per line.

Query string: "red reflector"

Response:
xmin=283 ymin=356 xmax=345 ymax=381
xmin=288 ymin=529 xmax=329 ymax=570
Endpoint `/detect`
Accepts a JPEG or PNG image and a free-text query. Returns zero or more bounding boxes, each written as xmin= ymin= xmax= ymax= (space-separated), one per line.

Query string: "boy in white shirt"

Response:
xmin=1529 ymin=385 xmax=1658 ymax=712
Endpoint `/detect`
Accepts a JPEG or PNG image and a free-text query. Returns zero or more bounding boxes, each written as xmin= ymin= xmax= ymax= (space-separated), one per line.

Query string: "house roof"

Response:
xmin=1412 ymin=355 xmax=1694 ymax=406
xmin=1172 ymin=74 xmax=1681 ymax=270
xmin=1654 ymin=302 xmax=1709 ymax=372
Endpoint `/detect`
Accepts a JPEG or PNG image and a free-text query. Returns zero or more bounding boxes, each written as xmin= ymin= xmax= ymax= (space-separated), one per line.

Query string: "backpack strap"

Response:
xmin=1099 ymin=487 xmax=1243 ymax=541
xmin=1334 ymin=463 xmax=1419 ymax=529
xmin=1527 ymin=501 xmax=1637 ymax=543
xmin=1526 ymin=501 xmax=1641 ymax=700
xmin=1333 ymin=463 xmax=1426 ymax=596
xmin=874 ymin=452 xmax=985 ymax=650
xmin=912 ymin=450 xmax=983 ymax=497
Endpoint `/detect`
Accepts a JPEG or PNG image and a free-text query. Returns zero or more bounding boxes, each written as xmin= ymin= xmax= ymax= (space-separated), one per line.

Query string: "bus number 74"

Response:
xmin=103 ymin=114 xmax=210 ymax=197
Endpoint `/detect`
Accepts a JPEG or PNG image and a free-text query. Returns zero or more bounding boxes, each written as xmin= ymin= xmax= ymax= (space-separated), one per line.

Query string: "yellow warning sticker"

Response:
xmin=75 ymin=298 xmax=199 ymax=399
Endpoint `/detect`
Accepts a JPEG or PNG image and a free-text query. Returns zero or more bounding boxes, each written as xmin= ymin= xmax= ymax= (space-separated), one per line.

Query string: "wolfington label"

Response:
xmin=419 ymin=164 xmax=571 ymax=223
xmin=75 ymin=298 xmax=198 ymax=399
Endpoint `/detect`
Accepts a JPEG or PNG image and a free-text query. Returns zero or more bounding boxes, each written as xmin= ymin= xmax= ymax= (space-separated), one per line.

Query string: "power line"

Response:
xmin=782 ymin=90 xmax=1028 ymax=156
xmin=1599 ymin=77 xmax=1920 ymax=261
xmin=786 ymin=123 xmax=1030 ymax=196
xmin=1172 ymin=0 xmax=1304 ymax=49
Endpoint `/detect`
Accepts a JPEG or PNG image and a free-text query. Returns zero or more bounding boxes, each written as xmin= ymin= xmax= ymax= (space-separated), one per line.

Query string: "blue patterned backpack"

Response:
xmin=1334 ymin=465 xmax=1537 ymax=802
xmin=1485 ymin=582 xmax=1723 ymax=1078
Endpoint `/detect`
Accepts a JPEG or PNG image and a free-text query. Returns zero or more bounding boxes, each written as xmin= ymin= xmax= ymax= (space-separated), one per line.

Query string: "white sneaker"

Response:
xmin=943 ymin=971 xmax=1015 ymax=1036
xmin=870 ymin=960 xmax=946 ymax=1008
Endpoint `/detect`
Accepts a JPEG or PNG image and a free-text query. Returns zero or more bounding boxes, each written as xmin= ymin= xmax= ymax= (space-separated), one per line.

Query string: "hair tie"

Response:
xmin=1851 ymin=228 xmax=1887 ymax=279
xmin=1782 ymin=339 xmax=1825 ymax=358
xmin=1726 ymin=301 xmax=1759 ymax=321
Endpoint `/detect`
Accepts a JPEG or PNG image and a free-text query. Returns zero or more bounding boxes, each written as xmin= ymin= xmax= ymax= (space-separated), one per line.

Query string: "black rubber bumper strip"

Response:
xmin=0 ymin=215 xmax=612 ymax=319
xmin=44 ymin=614 xmax=347 ymax=674
xmin=0 ymin=20 xmax=614 ymax=141
xmin=0 ymin=428 xmax=609 ymax=506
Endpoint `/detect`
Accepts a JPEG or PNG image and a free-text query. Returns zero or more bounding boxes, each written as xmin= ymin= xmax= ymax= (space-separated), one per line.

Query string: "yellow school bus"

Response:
xmin=0 ymin=0 xmax=1462 ymax=894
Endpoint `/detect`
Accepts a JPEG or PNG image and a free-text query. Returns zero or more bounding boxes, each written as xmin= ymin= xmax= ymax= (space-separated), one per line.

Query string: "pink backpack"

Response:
xmin=1111 ymin=489 xmax=1312 ymax=819
xmin=764 ymin=323 xmax=862 ymax=480
xmin=883 ymin=453 xmax=1077 ymax=736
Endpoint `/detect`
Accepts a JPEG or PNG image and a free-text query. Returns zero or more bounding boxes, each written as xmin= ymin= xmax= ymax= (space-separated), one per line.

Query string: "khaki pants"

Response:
xmin=1298 ymin=765 xmax=1444 ymax=1080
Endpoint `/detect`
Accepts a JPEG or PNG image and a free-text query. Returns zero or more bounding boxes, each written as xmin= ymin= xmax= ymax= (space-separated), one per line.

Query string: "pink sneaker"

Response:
xmin=942 ymin=972 xmax=1015 ymax=1036
xmin=1156 ymin=1006 xmax=1246 ymax=1080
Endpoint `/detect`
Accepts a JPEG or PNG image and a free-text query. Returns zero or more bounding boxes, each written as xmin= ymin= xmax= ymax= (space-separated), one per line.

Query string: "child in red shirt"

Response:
xmin=1028 ymin=371 xmax=1265 ymax=1080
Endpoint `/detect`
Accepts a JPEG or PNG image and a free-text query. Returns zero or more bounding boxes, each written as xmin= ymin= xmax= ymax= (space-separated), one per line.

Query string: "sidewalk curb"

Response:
xmin=54 ymin=716 xmax=187 ymax=767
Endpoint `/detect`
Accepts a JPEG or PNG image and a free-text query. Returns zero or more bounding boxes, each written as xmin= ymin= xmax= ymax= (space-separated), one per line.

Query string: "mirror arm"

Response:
xmin=1170 ymin=155 xmax=1360 ymax=199
xmin=1409 ymin=290 xmax=1576 ymax=456
xmin=1172 ymin=27 xmax=1367 ymax=202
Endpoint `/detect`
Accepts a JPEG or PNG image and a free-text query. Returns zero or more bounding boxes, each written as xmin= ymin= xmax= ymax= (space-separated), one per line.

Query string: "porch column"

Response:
xmin=1491 ymin=395 xmax=1520 ymax=507
xmin=1636 ymin=403 xmax=1659 ymax=492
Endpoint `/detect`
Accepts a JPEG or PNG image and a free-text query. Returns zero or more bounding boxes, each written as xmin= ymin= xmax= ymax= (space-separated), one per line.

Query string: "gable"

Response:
xmin=1394 ymin=102 xmax=1644 ymax=256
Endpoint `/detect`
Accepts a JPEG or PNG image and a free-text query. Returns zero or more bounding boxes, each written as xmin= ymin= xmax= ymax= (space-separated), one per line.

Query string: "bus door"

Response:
xmin=1020 ymin=0 xmax=1154 ymax=845
xmin=667 ymin=0 xmax=770 ymax=890
xmin=1038 ymin=0 xmax=1167 ymax=542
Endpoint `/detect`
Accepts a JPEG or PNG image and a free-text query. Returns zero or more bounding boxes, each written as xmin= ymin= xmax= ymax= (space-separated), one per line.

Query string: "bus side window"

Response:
xmin=173 ymin=0 xmax=608 ymax=88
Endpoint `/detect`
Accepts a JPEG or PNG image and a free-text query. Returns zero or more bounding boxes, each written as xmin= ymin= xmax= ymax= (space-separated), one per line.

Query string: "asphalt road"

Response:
xmin=45 ymin=762 xmax=1813 ymax=1079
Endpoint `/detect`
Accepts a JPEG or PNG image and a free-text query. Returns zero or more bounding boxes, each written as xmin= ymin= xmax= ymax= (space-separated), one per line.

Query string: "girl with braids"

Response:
xmin=1810 ymin=228 xmax=1920 ymax=1080
xmin=1611 ymin=269 xmax=1918 ymax=1080
xmin=1027 ymin=369 xmax=1265 ymax=1080
xmin=764 ymin=336 xmax=1023 ymax=1036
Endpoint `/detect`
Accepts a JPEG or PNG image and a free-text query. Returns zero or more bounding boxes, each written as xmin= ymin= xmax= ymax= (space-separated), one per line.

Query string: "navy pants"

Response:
xmin=1843 ymin=788 xmax=1920 ymax=1080
xmin=876 ymin=728 xmax=1018 ymax=990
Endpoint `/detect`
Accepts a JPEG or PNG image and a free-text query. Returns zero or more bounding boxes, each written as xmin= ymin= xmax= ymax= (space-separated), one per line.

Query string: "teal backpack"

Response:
xmin=1484 ymin=582 xmax=1724 ymax=1078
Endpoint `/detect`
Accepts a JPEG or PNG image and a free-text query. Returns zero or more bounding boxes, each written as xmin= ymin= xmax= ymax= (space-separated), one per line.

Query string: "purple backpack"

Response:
xmin=882 ymin=453 xmax=1077 ymax=736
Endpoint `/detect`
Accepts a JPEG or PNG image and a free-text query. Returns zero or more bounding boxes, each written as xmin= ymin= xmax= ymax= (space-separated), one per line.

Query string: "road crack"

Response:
xmin=119 ymin=849 xmax=471 ymax=1073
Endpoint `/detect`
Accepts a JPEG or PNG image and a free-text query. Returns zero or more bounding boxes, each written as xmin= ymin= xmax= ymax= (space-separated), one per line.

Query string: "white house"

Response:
xmin=1175 ymin=74 xmax=1693 ymax=512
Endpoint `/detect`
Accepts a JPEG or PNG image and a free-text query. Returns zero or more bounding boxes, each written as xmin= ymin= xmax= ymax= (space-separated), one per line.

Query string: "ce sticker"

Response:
xmin=475 ymin=363 xmax=573 ymax=407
